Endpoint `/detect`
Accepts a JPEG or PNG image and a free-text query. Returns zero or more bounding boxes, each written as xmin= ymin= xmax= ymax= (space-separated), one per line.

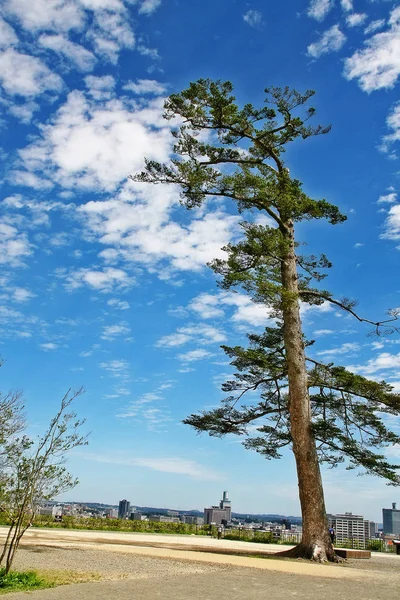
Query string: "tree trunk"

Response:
xmin=279 ymin=220 xmax=337 ymax=562
xmin=0 ymin=521 xmax=14 ymax=566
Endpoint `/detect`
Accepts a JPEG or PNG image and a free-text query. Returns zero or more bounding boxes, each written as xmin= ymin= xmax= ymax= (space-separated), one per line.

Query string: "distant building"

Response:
xmin=37 ymin=506 xmax=53 ymax=516
xmin=148 ymin=515 xmax=180 ymax=523
xmin=118 ymin=499 xmax=131 ymax=520
xmin=204 ymin=491 xmax=232 ymax=525
xmin=327 ymin=512 xmax=375 ymax=549
xmin=106 ymin=508 xmax=118 ymax=519
xmin=180 ymin=515 xmax=204 ymax=525
xmin=383 ymin=502 xmax=400 ymax=536
xmin=130 ymin=511 xmax=143 ymax=521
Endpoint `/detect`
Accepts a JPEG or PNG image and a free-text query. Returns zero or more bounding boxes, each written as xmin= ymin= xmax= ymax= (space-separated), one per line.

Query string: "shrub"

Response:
xmin=367 ymin=539 xmax=383 ymax=552
xmin=0 ymin=569 xmax=48 ymax=592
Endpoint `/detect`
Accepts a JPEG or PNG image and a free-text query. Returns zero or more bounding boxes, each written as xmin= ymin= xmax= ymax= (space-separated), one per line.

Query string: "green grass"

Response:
xmin=0 ymin=567 xmax=104 ymax=595
xmin=0 ymin=568 xmax=50 ymax=594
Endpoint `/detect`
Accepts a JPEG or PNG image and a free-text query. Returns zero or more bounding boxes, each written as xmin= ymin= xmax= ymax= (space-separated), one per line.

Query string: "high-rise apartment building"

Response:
xmin=204 ymin=491 xmax=232 ymax=525
xmin=118 ymin=499 xmax=130 ymax=519
xmin=327 ymin=512 xmax=376 ymax=549
xmin=383 ymin=502 xmax=400 ymax=536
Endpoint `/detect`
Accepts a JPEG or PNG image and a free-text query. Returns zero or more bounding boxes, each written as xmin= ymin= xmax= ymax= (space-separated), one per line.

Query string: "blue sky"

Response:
xmin=1 ymin=0 xmax=400 ymax=522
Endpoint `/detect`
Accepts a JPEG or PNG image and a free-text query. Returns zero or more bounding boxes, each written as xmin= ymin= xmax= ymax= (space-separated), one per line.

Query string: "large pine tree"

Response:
xmin=132 ymin=79 xmax=400 ymax=561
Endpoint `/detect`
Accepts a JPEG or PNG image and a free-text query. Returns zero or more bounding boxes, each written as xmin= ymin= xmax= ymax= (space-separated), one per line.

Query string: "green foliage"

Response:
xmin=132 ymin=78 xmax=345 ymax=227
xmin=224 ymin=531 xmax=282 ymax=544
xmin=184 ymin=324 xmax=400 ymax=483
xmin=32 ymin=515 xmax=202 ymax=535
xmin=367 ymin=539 xmax=384 ymax=552
xmin=0 ymin=569 xmax=48 ymax=593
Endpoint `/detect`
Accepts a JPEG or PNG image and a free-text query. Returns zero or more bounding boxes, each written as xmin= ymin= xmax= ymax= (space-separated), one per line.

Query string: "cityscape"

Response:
xmin=39 ymin=492 xmax=400 ymax=551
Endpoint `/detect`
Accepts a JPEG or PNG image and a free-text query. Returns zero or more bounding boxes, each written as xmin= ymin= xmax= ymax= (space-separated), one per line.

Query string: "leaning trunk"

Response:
xmin=279 ymin=219 xmax=336 ymax=562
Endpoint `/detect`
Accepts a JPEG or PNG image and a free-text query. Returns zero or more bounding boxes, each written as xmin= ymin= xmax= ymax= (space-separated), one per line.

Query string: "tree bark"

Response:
xmin=279 ymin=220 xmax=337 ymax=562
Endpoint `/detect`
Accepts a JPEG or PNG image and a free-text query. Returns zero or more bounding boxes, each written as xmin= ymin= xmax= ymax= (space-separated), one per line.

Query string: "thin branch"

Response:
xmin=300 ymin=291 xmax=399 ymax=334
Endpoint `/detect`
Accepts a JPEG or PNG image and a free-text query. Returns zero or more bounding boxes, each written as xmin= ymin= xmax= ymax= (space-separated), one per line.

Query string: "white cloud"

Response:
xmin=0 ymin=49 xmax=63 ymax=97
xmin=350 ymin=352 xmax=400 ymax=376
xmin=88 ymin=8 xmax=135 ymax=63
xmin=317 ymin=342 xmax=360 ymax=357
xmin=378 ymin=192 xmax=397 ymax=204
xmin=11 ymin=287 xmax=35 ymax=302
xmin=188 ymin=293 xmax=225 ymax=319
xmin=364 ymin=19 xmax=385 ymax=36
xmin=313 ymin=329 xmax=334 ymax=335
xmin=344 ymin=7 xmax=400 ymax=92
xmin=39 ymin=34 xmax=97 ymax=71
xmin=381 ymin=204 xmax=400 ymax=240
xmin=220 ymin=292 xmax=272 ymax=327
xmin=8 ymin=101 xmax=39 ymax=124
xmin=107 ymin=298 xmax=130 ymax=310
xmin=99 ymin=359 xmax=130 ymax=377
xmin=307 ymin=25 xmax=346 ymax=58
xmin=177 ymin=349 xmax=214 ymax=362
xmin=346 ymin=13 xmax=367 ymax=28
xmin=77 ymin=181 xmax=240 ymax=275
xmin=0 ymin=223 xmax=32 ymax=266
xmin=8 ymin=171 xmax=53 ymax=189
xmin=380 ymin=102 xmax=400 ymax=153
xmin=187 ymin=291 xmax=272 ymax=327
xmin=5 ymin=0 xmax=84 ymax=32
xmin=156 ymin=332 xmax=192 ymax=347
xmin=85 ymin=75 xmax=115 ymax=90
xmin=0 ymin=17 xmax=18 ymax=47
xmin=80 ymin=452 xmax=221 ymax=480
xmin=340 ymin=0 xmax=352 ymax=12
xmin=123 ymin=79 xmax=166 ymax=95
xmin=80 ymin=0 xmax=125 ymax=9
xmin=138 ymin=0 xmax=161 ymax=15
xmin=157 ymin=324 xmax=226 ymax=348
xmin=243 ymin=10 xmax=263 ymax=28
xmin=300 ymin=300 xmax=333 ymax=316
xmin=307 ymin=0 xmax=334 ymax=21
xmin=84 ymin=75 xmax=115 ymax=100
xmin=137 ymin=44 xmax=159 ymax=60
xmin=371 ymin=341 xmax=384 ymax=350
xmin=115 ymin=382 xmax=173 ymax=430
xmin=101 ymin=323 xmax=131 ymax=340
xmin=40 ymin=342 xmax=59 ymax=351
xmin=17 ymin=91 xmax=171 ymax=191
xmin=133 ymin=457 xmax=218 ymax=479
xmin=62 ymin=267 xmax=134 ymax=292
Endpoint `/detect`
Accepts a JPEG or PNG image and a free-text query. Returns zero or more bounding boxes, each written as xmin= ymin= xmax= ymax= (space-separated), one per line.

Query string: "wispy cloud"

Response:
xmin=101 ymin=323 xmax=131 ymax=340
xmin=243 ymin=10 xmax=263 ymax=28
xmin=317 ymin=342 xmax=360 ymax=357
xmin=378 ymin=192 xmax=397 ymax=204
xmin=307 ymin=25 xmax=346 ymax=59
xmin=79 ymin=452 xmax=222 ymax=480
xmin=346 ymin=13 xmax=367 ymax=28
xmin=139 ymin=0 xmax=162 ymax=16
xmin=177 ymin=349 xmax=214 ymax=363
xmin=307 ymin=0 xmax=334 ymax=22
xmin=157 ymin=324 xmax=226 ymax=348
xmin=123 ymin=79 xmax=166 ymax=95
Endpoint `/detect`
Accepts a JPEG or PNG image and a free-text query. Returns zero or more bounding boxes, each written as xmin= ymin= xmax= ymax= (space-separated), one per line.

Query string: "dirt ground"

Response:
xmin=2 ymin=527 xmax=399 ymax=599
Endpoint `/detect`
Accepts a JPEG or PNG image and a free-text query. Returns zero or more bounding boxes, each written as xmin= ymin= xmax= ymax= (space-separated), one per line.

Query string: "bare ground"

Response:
xmin=1 ymin=527 xmax=399 ymax=599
